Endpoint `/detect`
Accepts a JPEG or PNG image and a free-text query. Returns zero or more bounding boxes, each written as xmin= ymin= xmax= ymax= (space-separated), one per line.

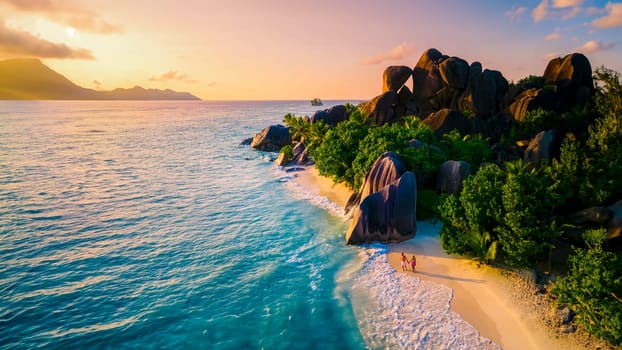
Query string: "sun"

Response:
xmin=65 ymin=27 xmax=76 ymax=38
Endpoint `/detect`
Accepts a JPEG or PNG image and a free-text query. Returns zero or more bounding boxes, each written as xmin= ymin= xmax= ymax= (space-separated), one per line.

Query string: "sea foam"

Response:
xmin=273 ymin=166 xmax=345 ymax=218
xmin=275 ymin=164 xmax=501 ymax=349
xmin=351 ymin=245 xmax=501 ymax=350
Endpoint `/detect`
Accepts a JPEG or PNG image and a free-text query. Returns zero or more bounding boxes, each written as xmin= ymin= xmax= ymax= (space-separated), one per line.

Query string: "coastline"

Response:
xmin=289 ymin=164 xmax=613 ymax=350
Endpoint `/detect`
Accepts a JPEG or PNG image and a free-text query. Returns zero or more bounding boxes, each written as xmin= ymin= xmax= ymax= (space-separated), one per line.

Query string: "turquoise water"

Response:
xmin=0 ymin=101 xmax=365 ymax=349
xmin=0 ymin=101 xmax=498 ymax=349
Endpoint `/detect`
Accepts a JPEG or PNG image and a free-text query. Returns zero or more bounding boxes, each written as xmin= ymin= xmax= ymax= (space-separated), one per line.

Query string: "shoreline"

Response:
xmin=288 ymin=164 xmax=614 ymax=350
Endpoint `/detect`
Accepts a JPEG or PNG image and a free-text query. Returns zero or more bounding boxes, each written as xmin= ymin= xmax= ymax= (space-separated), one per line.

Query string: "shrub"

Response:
xmin=496 ymin=161 xmax=561 ymax=267
xmin=438 ymin=164 xmax=504 ymax=261
xmin=310 ymin=118 xmax=370 ymax=187
xmin=417 ymin=189 xmax=441 ymax=220
xmin=350 ymin=119 xmax=436 ymax=189
xmin=438 ymin=161 xmax=563 ymax=266
xmin=553 ymin=229 xmax=622 ymax=345
xmin=280 ymin=144 xmax=294 ymax=158
xmin=440 ymin=130 xmax=492 ymax=169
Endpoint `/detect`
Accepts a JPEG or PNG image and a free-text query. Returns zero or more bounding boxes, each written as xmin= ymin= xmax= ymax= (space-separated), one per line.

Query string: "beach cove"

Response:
xmin=288 ymin=164 xmax=611 ymax=350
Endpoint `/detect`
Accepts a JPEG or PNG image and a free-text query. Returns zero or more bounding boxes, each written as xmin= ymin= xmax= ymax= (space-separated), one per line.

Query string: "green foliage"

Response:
xmin=438 ymin=161 xmax=562 ymax=266
xmin=509 ymin=106 xmax=594 ymax=143
xmin=439 ymin=194 xmax=470 ymax=255
xmin=349 ymin=119 xmax=436 ymax=189
xmin=416 ymin=189 xmax=440 ymax=220
xmin=280 ymin=144 xmax=294 ymax=158
xmin=593 ymin=66 xmax=622 ymax=119
xmin=440 ymin=130 xmax=492 ymax=168
xmin=577 ymin=66 xmax=622 ymax=206
xmin=510 ymin=108 xmax=559 ymax=140
xmin=310 ymin=118 xmax=370 ymax=186
xmin=516 ymin=75 xmax=545 ymax=87
xmin=283 ymin=113 xmax=309 ymax=142
xmin=553 ymin=229 xmax=622 ymax=345
xmin=438 ymin=164 xmax=504 ymax=261
xmin=496 ymin=161 xmax=561 ymax=267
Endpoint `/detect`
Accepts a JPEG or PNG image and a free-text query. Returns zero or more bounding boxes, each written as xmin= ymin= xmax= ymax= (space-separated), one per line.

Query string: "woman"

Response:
xmin=401 ymin=252 xmax=408 ymax=271
xmin=410 ymin=255 xmax=417 ymax=272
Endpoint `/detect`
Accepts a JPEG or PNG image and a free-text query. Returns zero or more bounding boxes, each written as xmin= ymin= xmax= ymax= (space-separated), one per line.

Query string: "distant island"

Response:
xmin=310 ymin=98 xmax=323 ymax=106
xmin=0 ymin=58 xmax=201 ymax=100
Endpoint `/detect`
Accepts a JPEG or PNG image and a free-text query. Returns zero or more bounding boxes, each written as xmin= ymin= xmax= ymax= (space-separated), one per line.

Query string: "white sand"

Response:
xmin=290 ymin=164 xmax=592 ymax=350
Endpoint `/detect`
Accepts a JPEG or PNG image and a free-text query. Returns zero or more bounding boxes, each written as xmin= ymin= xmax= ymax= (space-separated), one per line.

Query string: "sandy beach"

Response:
xmin=290 ymin=164 xmax=608 ymax=350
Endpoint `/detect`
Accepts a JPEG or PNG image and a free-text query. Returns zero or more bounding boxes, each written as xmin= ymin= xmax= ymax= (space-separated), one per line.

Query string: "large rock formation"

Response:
xmin=409 ymin=49 xmax=508 ymax=118
xmin=523 ymin=130 xmax=563 ymax=163
xmin=310 ymin=105 xmax=348 ymax=126
xmin=360 ymin=91 xmax=400 ymax=125
xmin=383 ymin=66 xmax=412 ymax=93
xmin=543 ymin=53 xmax=594 ymax=110
xmin=345 ymin=151 xmax=407 ymax=214
xmin=422 ymin=108 xmax=489 ymax=139
xmin=459 ymin=69 xmax=508 ymax=118
xmin=505 ymin=53 xmax=594 ymax=123
xmin=436 ymin=160 xmax=471 ymax=195
xmin=346 ymin=171 xmax=417 ymax=244
xmin=250 ymin=124 xmax=291 ymax=152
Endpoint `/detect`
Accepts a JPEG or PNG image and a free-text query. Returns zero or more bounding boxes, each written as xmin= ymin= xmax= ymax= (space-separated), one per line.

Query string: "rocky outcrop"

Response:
xmin=346 ymin=171 xmax=417 ymax=244
xmin=310 ymin=105 xmax=348 ymax=126
xmin=507 ymin=88 xmax=559 ymax=121
xmin=523 ymin=130 xmax=563 ymax=163
xmin=422 ymin=108 xmax=489 ymax=139
xmin=345 ymin=151 xmax=407 ymax=215
xmin=409 ymin=49 xmax=508 ymax=118
xmin=459 ymin=69 xmax=508 ymax=118
xmin=436 ymin=160 xmax=471 ymax=195
xmin=543 ymin=53 xmax=594 ymax=110
xmin=360 ymin=91 xmax=400 ymax=125
xmin=251 ymin=124 xmax=291 ymax=152
xmin=383 ymin=66 xmax=412 ymax=93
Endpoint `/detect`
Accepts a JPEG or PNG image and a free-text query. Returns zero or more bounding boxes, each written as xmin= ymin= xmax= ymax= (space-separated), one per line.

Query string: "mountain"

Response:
xmin=0 ymin=58 xmax=201 ymax=100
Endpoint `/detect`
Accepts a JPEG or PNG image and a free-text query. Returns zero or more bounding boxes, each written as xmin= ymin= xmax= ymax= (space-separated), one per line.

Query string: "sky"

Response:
xmin=0 ymin=0 xmax=620 ymax=100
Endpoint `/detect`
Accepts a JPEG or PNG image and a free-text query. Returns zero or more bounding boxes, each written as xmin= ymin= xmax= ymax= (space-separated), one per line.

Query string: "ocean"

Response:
xmin=0 ymin=101 xmax=497 ymax=349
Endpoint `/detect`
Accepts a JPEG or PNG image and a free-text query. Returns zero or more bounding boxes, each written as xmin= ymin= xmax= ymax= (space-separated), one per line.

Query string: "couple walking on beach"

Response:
xmin=401 ymin=252 xmax=416 ymax=272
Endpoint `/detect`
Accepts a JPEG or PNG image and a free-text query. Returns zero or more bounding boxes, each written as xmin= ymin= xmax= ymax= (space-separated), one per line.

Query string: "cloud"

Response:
xmin=575 ymin=40 xmax=616 ymax=53
xmin=149 ymin=70 xmax=197 ymax=84
xmin=552 ymin=0 xmax=583 ymax=8
xmin=362 ymin=42 xmax=417 ymax=65
xmin=532 ymin=0 xmax=583 ymax=21
xmin=592 ymin=2 xmax=622 ymax=28
xmin=207 ymin=81 xmax=216 ymax=87
xmin=0 ymin=0 xmax=121 ymax=34
xmin=505 ymin=5 xmax=527 ymax=22
xmin=0 ymin=20 xmax=94 ymax=59
xmin=532 ymin=0 xmax=549 ymax=22
xmin=545 ymin=32 xmax=562 ymax=40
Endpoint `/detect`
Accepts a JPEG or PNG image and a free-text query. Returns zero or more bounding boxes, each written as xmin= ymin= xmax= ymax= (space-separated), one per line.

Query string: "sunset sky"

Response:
xmin=0 ymin=0 xmax=620 ymax=100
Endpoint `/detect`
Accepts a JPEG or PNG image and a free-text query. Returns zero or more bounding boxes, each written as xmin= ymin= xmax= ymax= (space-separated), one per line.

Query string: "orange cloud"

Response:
xmin=149 ymin=70 xmax=197 ymax=84
xmin=576 ymin=40 xmax=616 ymax=54
xmin=362 ymin=42 xmax=417 ymax=65
xmin=592 ymin=2 xmax=622 ymax=28
xmin=0 ymin=20 xmax=94 ymax=59
xmin=532 ymin=0 xmax=549 ymax=22
xmin=532 ymin=0 xmax=583 ymax=22
xmin=552 ymin=0 xmax=583 ymax=8
xmin=0 ymin=0 xmax=121 ymax=34
xmin=544 ymin=32 xmax=562 ymax=40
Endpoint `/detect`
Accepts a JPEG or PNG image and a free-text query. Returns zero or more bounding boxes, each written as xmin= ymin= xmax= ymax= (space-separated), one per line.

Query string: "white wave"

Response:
xmin=351 ymin=245 xmax=501 ymax=350
xmin=273 ymin=166 xmax=345 ymax=218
